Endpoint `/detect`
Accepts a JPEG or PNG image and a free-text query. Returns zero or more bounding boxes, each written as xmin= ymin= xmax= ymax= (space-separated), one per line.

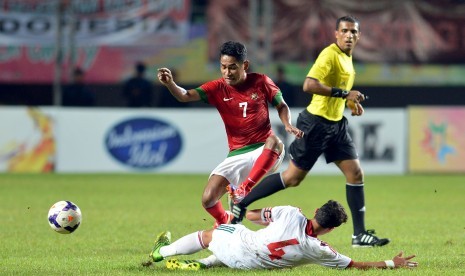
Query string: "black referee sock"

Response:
xmin=346 ymin=183 xmax=366 ymax=236
xmin=240 ymin=173 xmax=286 ymax=207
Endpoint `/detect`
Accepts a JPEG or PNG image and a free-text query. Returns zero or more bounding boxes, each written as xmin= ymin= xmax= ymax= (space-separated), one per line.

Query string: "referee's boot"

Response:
xmin=352 ymin=229 xmax=390 ymax=247
xmin=230 ymin=203 xmax=247 ymax=224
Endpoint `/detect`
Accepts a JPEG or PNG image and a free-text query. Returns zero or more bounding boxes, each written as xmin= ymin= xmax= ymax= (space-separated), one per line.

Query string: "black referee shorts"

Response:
xmin=288 ymin=109 xmax=358 ymax=171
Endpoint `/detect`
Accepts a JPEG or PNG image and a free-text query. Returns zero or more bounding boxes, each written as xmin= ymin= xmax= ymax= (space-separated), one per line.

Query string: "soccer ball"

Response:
xmin=47 ymin=201 xmax=82 ymax=234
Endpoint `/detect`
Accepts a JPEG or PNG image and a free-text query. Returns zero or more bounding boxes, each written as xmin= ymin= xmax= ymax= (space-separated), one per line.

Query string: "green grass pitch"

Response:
xmin=1 ymin=173 xmax=464 ymax=275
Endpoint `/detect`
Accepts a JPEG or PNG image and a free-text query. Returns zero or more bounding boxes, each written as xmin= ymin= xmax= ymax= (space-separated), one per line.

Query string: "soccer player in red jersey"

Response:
xmin=157 ymin=41 xmax=303 ymax=227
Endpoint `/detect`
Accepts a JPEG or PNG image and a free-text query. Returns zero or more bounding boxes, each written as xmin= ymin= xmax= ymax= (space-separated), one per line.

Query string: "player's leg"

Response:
xmin=231 ymin=162 xmax=308 ymax=223
xmin=244 ymin=160 xmax=308 ymax=206
xmin=231 ymin=133 xmax=315 ymax=223
xmin=168 ymin=224 xmax=256 ymax=270
xmin=150 ymin=229 xmax=213 ymax=262
xmin=209 ymin=151 xmax=261 ymax=223
xmin=202 ymin=175 xmax=232 ymax=226
xmin=237 ymin=108 xmax=323 ymax=206
xmin=231 ymin=110 xmax=321 ymax=223
xmin=233 ymin=136 xmax=284 ymax=202
xmin=335 ymin=158 xmax=365 ymax=234
xmin=165 ymin=229 xmax=228 ymax=270
xmin=336 ymin=158 xmax=389 ymax=247
xmin=330 ymin=117 xmax=389 ymax=247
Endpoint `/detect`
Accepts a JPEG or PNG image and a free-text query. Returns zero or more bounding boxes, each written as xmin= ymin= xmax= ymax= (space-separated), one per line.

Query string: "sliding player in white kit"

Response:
xmin=209 ymin=205 xmax=349 ymax=269
xmin=148 ymin=200 xmax=418 ymax=270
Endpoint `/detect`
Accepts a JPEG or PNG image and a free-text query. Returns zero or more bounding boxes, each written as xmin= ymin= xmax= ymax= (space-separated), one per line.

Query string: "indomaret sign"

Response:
xmin=0 ymin=0 xmax=190 ymax=83
xmin=0 ymin=0 xmax=190 ymax=46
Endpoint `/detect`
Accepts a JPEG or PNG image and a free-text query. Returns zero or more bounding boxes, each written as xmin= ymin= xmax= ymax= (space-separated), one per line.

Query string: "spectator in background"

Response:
xmin=122 ymin=62 xmax=153 ymax=107
xmin=274 ymin=65 xmax=296 ymax=106
xmin=62 ymin=67 xmax=95 ymax=107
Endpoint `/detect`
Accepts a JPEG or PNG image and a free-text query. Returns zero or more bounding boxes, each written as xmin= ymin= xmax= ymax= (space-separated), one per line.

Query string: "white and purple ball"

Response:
xmin=47 ymin=201 xmax=82 ymax=234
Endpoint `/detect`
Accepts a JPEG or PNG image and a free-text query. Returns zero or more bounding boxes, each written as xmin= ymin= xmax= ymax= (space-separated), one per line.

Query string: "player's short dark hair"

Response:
xmin=315 ymin=200 xmax=348 ymax=228
xmin=336 ymin=15 xmax=360 ymax=31
xmin=219 ymin=41 xmax=247 ymax=62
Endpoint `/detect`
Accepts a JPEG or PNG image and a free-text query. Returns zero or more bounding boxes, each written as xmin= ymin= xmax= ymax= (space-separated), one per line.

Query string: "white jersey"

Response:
xmin=209 ymin=206 xmax=352 ymax=269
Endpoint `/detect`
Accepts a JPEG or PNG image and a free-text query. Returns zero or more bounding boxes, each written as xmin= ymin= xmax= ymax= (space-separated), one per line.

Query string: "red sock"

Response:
xmin=205 ymin=201 xmax=226 ymax=223
xmin=242 ymin=148 xmax=280 ymax=190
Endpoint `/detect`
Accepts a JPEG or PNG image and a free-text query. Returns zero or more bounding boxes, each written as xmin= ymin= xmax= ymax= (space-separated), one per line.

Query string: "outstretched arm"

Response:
xmin=275 ymin=101 xmax=304 ymax=139
xmin=350 ymin=251 xmax=418 ymax=269
xmin=303 ymin=77 xmax=365 ymax=103
xmin=157 ymin=68 xmax=201 ymax=102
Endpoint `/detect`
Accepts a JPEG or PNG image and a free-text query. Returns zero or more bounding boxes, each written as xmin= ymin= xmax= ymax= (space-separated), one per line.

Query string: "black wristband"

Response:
xmin=331 ymin=87 xmax=349 ymax=98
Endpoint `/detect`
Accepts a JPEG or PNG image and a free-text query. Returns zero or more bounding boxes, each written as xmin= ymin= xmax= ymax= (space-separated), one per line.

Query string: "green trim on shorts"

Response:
xmin=227 ymin=143 xmax=265 ymax=157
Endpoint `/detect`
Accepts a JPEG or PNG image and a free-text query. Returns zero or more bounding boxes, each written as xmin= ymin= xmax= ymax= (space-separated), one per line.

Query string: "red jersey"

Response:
xmin=195 ymin=73 xmax=282 ymax=153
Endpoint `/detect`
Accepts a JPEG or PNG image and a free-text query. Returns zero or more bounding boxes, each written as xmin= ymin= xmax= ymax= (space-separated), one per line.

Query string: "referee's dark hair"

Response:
xmin=336 ymin=15 xmax=360 ymax=31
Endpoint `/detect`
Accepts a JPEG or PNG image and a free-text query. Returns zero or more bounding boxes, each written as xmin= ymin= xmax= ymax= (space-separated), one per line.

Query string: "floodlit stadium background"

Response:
xmin=0 ymin=0 xmax=464 ymax=173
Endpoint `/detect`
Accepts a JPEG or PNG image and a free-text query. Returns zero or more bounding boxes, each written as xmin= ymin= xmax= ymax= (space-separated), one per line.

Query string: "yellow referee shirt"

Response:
xmin=306 ymin=43 xmax=355 ymax=121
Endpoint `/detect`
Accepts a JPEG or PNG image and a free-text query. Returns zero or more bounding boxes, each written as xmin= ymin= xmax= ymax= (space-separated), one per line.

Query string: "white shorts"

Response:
xmin=209 ymin=224 xmax=260 ymax=269
xmin=210 ymin=145 xmax=284 ymax=189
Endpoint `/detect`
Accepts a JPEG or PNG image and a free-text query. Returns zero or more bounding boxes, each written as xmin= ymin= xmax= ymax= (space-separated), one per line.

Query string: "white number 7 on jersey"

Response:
xmin=239 ymin=102 xmax=247 ymax=117
xmin=266 ymin=239 xmax=300 ymax=260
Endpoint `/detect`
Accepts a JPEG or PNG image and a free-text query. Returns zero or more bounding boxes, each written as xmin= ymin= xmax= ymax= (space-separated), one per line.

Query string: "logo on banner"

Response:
xmin=105 ymin=118 xmax=182 ymax=169
xmin=421 ymin=122 xmax=455 ymax=164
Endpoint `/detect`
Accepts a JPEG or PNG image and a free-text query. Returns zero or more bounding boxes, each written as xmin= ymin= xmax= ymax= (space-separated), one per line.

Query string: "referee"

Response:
xmin=231 ymin=15 xmax=389 ymax=248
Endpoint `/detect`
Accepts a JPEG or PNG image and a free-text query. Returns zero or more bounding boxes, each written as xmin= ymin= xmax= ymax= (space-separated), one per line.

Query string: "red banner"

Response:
xmin=0 ymin=0 xmax=190 ymax=83
xmin=0 ymin=0 xmax=190 ymax=46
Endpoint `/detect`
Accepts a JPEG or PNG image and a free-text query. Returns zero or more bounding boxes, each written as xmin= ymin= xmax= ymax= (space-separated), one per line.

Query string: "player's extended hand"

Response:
xmin=286 ymin=125 xmax=304 ymax=139
xmin=392 ymin=251 xmax=418 ymax=268
xmin=347 ymin=100 xmax=364 ymax=116
xmin=157 ymin=68 xmax=174 ymax=85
